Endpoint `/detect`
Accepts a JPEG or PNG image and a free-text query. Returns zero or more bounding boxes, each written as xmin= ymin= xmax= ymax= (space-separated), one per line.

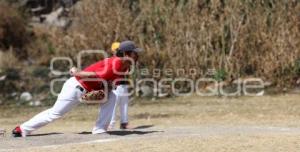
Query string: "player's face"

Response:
xmin=130 ymin=52 xmax=139 ymax=62
xmin=124 ymin=51 xmax=139 ymax=66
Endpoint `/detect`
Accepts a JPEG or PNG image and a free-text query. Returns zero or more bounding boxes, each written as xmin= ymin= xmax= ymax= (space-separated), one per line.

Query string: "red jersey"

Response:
xmin=76 ymin=57 xmax=125 ymax=92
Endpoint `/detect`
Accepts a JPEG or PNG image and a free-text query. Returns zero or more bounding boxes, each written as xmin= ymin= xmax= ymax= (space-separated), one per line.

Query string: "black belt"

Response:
xmin=119 ymin=80 xmax=129 ymax=85
xmin=76 ymin=85 xmax=85 ymax=92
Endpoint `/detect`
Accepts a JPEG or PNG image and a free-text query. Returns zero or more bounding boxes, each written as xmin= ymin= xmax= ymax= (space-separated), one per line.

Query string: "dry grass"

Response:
xmin=1 ymin=94 xmax=300 ymax=133
xmin=48 ymin=0 xmax=300 ymax=87
xmin=1 ymin=1 xmax=300 ymax=102
xmin=18 ymin=135 xmax=300 ymax=152
xmin=1 ymin=94 xmax=300 ymax=152
xmin=0 ymin=50 xmax=20 ymax=69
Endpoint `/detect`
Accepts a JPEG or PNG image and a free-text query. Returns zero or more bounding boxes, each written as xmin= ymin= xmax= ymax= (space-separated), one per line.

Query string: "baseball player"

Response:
xmin=109 ymin=42 xmax=131 ymax=130
xmin=12 ymin=41 xmax=142 ymax=137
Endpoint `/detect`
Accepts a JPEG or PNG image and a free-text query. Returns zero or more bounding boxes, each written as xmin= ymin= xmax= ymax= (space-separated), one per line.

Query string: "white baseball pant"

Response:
xmin=109 ymin=85 xmax=130 ymax=128
xmin=20 ymin=77 xmax=116 ymax=135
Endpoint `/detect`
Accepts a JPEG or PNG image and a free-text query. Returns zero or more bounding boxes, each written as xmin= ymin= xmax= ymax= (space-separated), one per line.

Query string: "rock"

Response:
xmin=18 ymin=0 xmax=78 ymax=29
xmin=137 ymin=85 xmax=153 ymax=97
xmin=43 ymin=7 xmax=64 ymax=26
xmin=29 ymin=100 xmax=42 ymax=106
xmin=0 ymin=75 xmax=6 ymax=81
xmin=158 ymin=92 xmax=170 ymax=98
xmin=20 ymin=0 xmax=58 ymax=15
xmin=61 ymin=0 xmax=79 ymax=8
xmin=264 ymin=81 xmax=272 ymax=87
xmin=10 ymin=92 xmax=18 ymax=97
xmin=20 ymin=92 xmax=33 ymax=101
xmin=296 ymin=78 xmax=300 ymax=85
xmin=256 ymin=91 xmax=265 ymax=96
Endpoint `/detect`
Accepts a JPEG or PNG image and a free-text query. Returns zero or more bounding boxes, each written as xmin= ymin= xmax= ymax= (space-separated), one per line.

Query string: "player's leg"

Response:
xmin=119 ymin=89 xmax=130 ymax=129
xmin=108 ymin=85 xmax=127 ymax=129
xmin=92 ymin=91 xmax=117 ymax=134
xmin=15 ymin=77 xmax=84 ymax=137
xmin=108 ymin=89 xmax=120 ymax=130
xmin=119 ymin=95 xmax=129 ymax=124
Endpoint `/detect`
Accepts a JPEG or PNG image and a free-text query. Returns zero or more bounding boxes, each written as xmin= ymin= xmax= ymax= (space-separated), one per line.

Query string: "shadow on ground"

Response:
xmin=28 ymin=132 xmax=63 ymax=137
xmin=78 ymin=130 xmax=162 ymax=136
xmin=107 ymin=130 xmax=162 ymax=136
xmin=78 ymin=125 xmax=156 ymax=135
xmin=133 ymin=125 xmax=154 ymax=129
xmin=78 ymin=125 xmax=162 ymax=136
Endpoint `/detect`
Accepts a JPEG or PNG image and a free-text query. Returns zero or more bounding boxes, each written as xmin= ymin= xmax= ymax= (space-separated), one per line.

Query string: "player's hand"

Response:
xmin=69 ymin=67 xmax=78 ymax=76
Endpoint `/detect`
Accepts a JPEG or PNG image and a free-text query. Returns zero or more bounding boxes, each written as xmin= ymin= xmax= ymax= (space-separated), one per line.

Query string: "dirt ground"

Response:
xmin=1 ymin=94 xmax=300 ymax=151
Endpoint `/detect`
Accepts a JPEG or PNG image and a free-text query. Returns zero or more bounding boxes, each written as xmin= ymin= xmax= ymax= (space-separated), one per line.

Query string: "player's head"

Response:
xmin=117 ymin=41 xmax=143 ymax=63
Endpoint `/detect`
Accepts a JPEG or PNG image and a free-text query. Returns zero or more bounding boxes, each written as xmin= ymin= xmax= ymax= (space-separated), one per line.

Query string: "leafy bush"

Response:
xmin=213 ymin=69 xmax=227 ymax=82
xmin=0 ymin=1 xmax=30 ymax=58
xmin=294 ymin=59 xmax=300 ymax=76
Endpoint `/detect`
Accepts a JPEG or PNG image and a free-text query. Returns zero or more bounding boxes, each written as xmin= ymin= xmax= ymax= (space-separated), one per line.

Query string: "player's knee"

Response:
xmin=47 ymin=112 xmax=63 ymax=122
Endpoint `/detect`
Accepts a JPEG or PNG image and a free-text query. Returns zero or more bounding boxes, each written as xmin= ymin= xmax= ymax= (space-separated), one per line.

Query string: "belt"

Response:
xmin=76 ymin=85 xmax=85 ymax=92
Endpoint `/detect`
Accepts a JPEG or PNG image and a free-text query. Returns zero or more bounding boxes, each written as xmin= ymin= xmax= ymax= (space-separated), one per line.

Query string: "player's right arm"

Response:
xmin=70 ymin=67 xmax=97 ymax=78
